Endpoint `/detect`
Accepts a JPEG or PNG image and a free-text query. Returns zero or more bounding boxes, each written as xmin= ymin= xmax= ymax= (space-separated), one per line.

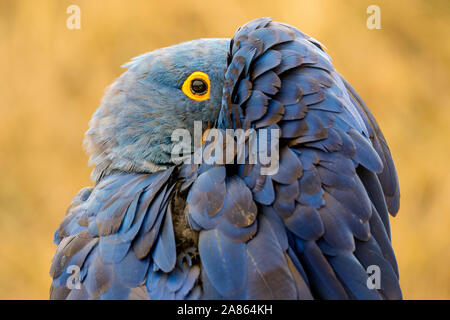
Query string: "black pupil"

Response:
xmin=190 ymin=79 xmax=207 ymax=95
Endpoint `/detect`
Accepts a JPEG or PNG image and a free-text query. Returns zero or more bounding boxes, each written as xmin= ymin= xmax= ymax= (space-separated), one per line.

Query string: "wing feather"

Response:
xmin=50 ymin=168 xmax=200 ymax=299
xmin=217 ymin=17 xmax=401 ymax=299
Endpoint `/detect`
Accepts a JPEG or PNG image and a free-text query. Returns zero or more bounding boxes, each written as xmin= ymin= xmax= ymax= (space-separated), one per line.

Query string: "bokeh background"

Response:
xmin=0 ymin=0 xmax=449 ymax=299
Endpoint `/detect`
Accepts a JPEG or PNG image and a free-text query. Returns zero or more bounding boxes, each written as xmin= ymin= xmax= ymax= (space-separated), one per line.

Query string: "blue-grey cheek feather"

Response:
xmin=84 ymin=38 xmax=230 ymax=182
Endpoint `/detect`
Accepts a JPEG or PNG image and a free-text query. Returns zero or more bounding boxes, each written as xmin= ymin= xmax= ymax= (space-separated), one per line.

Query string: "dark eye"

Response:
xmin=182 ymin=71 xmax=210 ymax=101
xmin=190 ymin=78 xmax=208 ymax=95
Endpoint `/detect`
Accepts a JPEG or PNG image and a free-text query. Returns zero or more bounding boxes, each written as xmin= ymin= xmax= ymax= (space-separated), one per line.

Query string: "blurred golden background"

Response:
xmin=0 ymin=0 xmax=449 ymax=299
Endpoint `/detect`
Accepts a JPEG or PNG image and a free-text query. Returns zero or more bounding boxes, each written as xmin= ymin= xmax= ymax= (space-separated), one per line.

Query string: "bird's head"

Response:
xmin=85 ymin=38 xmax=230 ymax=181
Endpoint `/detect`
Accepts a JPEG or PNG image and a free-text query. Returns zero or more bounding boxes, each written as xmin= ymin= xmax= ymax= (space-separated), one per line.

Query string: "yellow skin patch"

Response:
xmin=182 ymin=71 xmax=211 ymax=101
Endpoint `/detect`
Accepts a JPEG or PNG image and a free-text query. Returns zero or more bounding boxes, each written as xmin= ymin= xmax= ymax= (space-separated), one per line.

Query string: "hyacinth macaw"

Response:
xmin=50 ymin=18 xmax=401 ymax=300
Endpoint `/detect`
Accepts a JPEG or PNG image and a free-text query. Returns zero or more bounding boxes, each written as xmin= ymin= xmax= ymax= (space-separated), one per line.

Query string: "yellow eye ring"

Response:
xmin=182 ymin=71 xmax=210 ymax=101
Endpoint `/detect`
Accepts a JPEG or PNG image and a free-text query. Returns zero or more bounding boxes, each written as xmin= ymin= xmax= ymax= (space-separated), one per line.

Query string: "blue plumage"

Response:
xmin=152 ymin=204 xmax=176 ymax=272
xmin=198 ymin=229 xmax=247 ymax=297
xmin=50 ymin=17 xmax=401 ymax=300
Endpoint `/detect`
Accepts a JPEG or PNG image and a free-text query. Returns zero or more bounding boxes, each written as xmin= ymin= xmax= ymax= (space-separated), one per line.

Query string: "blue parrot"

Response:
xmin=50 ymin=18 xmax=401 ymax=299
